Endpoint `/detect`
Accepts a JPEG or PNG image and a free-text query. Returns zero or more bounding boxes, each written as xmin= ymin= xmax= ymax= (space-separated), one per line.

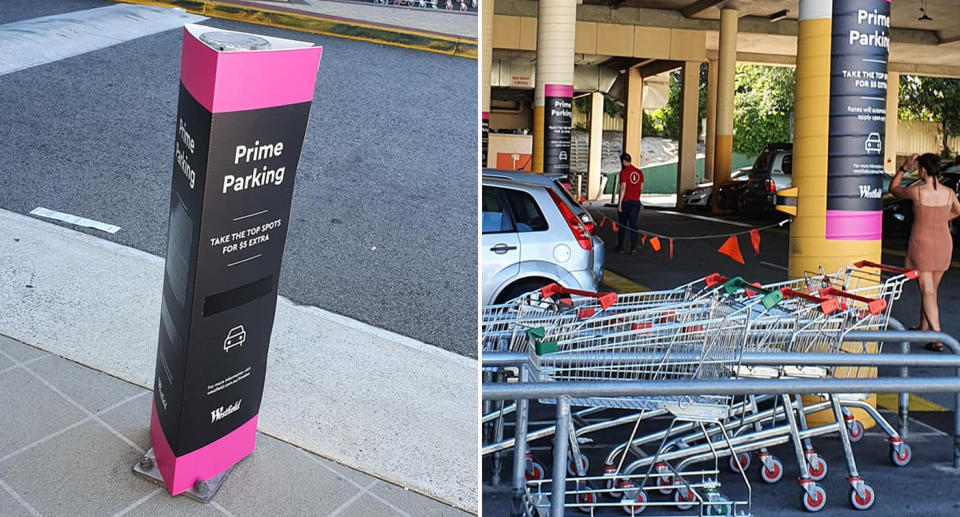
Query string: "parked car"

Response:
xmin=481 ymin=173 xmax=602 ymax=305
xmin=883 ymin=172 xmax=960 ymax=237
xmin=483 ymin=169 xmax=604 ymax=285
xmin=681 ymin=169 xmax=750 ymax=211
xmin=740 ymin=143 xmax=793 ymax=215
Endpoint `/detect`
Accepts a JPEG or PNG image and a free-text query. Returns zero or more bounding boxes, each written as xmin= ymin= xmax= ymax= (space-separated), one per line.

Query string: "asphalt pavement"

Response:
xmin=0 ymin=1 xmax=477 ymax=356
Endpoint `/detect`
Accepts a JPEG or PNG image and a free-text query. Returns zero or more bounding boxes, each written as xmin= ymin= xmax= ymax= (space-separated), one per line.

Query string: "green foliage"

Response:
xmin=732 ymin=64 xmax=795 ymax=156
xmin=899 ymin=75 xmax=960 ymax=157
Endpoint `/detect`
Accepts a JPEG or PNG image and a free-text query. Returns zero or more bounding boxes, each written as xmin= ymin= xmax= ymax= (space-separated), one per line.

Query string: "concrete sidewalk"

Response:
xmin=0 ymin=208 xmax=477 ymax=511
xmin=0 ymin=334 xmax=468 ymax=516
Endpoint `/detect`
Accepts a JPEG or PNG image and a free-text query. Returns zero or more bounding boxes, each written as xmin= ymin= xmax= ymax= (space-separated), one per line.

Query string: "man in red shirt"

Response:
xmin=617 ymin=152 xmax=644 ymax=254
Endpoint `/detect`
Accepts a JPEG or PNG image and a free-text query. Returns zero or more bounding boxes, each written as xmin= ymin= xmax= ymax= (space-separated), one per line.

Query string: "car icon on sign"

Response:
xmin=865 ymin=133 xmax=882 ymax=155
xmin=224 ymin=325 xmax=246 ymax=351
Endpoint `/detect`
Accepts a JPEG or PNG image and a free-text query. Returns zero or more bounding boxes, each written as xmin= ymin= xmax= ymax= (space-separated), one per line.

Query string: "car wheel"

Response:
xmin=495 ymin=279 xmax=552 ymax=304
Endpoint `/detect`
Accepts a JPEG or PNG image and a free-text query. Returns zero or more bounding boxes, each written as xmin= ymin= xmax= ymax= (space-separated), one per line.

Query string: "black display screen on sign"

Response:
xmin=543 ymin=84 xmax=572 ymax=175
xmin=825 ymin=0 xmax=890 ymax=239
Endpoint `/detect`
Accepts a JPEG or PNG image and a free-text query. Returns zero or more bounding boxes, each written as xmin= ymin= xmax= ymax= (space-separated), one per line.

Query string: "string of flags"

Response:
xmin=593 ymin=211 xmax=789 ymax=265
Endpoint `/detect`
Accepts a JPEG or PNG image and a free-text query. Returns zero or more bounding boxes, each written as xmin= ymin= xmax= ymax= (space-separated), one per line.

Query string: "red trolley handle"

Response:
xmin=853 ymin=260 xmax=919 ymax=280
xmin=779 ymin=288 xmax=841 ymax=315
xmin=539 ymin=283 xmax=618 ymax=310
xmin=818 ymin=286 xmax=888 ymax=316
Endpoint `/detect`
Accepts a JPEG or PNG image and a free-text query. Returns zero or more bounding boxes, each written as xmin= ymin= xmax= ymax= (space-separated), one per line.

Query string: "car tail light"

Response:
xmin=579 ymin=214 xmax=596 ymax=234
xmin=767 ymin=179 xmax=776 ymax=193
xmin=548 ymin=188 xmax=592 ymax=251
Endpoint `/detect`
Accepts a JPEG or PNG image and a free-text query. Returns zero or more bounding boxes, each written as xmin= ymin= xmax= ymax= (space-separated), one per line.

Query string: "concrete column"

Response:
xmin=481 ymin=0 xmax=494 ymax=169
xmin=622 ymin=66 xmax=643 ymax=166
xmin=711 ymin=7 xmax=737 ymax=212
xmin=676 ymin=61 xmax=700 ymax=207
xmin=885 ymin=71 xmax=900 ymax=174
xmin=532 ymin=0 xmax=576 ymax=173
xmin=705 ymin=59 xmax=718 ymax=181
xmin=587 ymin=91 xmax=604 ymax=200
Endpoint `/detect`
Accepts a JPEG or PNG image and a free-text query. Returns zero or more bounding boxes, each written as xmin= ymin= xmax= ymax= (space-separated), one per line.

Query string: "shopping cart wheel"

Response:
xmin=849 ymin=484 xmax=875 ymax=510
xmin=674 ymin=488 xmax=696 ymax=511
xmin=801 ymin=485 xmax=827 ymax=512
xmin=656 ymin=472 xmax=675 ymax=495
xmin=567 ymin=453 xmax=590 ymax=476
xmin=889 ymin=442 xmax=912 ymax=467
xmin=708 ymin=500 xmax=732 ymax=516
xmin=847 ymin=420 xmax=865 ymax=443
xmin=729 ymin=452 xmax=751 ymax=473
xmin=807 ymin=454 xmax=828 ymax=481
xmin=576 ymin=488 xmax=599 ymax=513
xmin=525 ymin=461 xmax=545 ymax=481
xmin=760 ymin=457 xmax=783 ymax=484
xmin=620 ymin=489 xmax=647 ymax=514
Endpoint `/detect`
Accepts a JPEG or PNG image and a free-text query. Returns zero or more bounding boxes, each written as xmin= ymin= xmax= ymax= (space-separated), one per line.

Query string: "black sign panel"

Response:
xmin=826 ymin=0 xmax=890 ymax=220
xmin=154 ymin=83 xmax=310 ymax=455
xmin=543 ymin=85 xmax=572 ymax=175
xmin=482 ymin=112 xmax=489 ymax=168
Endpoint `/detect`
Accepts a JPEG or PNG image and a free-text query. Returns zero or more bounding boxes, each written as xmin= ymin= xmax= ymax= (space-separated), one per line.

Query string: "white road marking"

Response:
xmin=29 ymin=207 xmax=120 ymax=234
xmin=0 ymin=4 xmax=205 ymax=76
xmin=908 ymin=416 xmax=950 ymax=437
xmin=656 ymin=210 xmax=757 ymax=229
xmin=760 ymin=261 xmax=787 ymax=271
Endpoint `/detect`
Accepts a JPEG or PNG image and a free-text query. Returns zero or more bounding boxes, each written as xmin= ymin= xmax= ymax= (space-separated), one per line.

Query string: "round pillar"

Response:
xmin=532 ymin=0 xmax=576 ymax=174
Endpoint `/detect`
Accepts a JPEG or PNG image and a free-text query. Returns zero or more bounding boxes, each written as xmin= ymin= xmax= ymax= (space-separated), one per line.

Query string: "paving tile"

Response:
xmin=371 ymin=481 xmax=472 ymax=517
xmin=123 ymin=488 xmax=225 ymax=517
xmin=336 ymin=492 xmax=404 ymax=516
xmin=214 ymin=433 xmax=362 ymax=516
xmin=0 ymin=334 xmax=48 ymax=363
xmin=0 ymin=480 xmax=36 ymax=517
xmin=300 ymin=449 xmax=380 ymax=488
xmin=26 ymin=354 xmax=144 ymax=414
xmin=0 ymin=367 xmax=86 ymax=459
xmin=99 ymin=389 xmax=153 ymax=449
xmin=0 ymin=420 xmax=154 ymax=516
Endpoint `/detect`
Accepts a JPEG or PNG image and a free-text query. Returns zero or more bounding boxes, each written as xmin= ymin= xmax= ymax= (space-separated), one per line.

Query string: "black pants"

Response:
xmin=618 ymin=200 xmax=642 ymax=251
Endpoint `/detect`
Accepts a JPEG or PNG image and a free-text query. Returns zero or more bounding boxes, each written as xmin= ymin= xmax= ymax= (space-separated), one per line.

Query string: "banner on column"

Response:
xmin=825 ymin=0 xmax=890 ymax=240
xmin=150 ymin=24 xmax=321 ymax=496
xmin=481 ymin=112 xmax=489 ymax=168
xmin=543 ymin=84 xmax=572 ymax=175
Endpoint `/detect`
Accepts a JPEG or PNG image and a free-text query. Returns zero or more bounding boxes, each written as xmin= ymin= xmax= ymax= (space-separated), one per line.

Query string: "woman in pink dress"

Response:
xmin=890 ymin=153 xmax=960 ymax=351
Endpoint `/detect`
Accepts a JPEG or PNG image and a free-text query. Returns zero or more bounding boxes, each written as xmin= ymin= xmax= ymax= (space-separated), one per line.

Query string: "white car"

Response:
xmin=482 ymin=174 xmax=601 ymax=305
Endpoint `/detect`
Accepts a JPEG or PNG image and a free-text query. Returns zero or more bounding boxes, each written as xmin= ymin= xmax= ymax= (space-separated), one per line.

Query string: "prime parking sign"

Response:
xmin=137 ymin=24 xmax=322 ymax=499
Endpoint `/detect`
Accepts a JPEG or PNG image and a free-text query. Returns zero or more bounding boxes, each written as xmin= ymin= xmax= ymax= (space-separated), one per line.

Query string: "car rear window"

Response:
xmin=781 ymin=154 xmax=792 ymax=175
xmin=482 ymin=186 xmax=514 ymax=234
xmin=502 ymin=188 xmax=548 ymax=232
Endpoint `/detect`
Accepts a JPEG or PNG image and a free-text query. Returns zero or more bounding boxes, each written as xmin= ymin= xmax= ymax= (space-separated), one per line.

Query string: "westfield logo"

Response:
xmin=210 ymin=399 xmax=241 ymax=423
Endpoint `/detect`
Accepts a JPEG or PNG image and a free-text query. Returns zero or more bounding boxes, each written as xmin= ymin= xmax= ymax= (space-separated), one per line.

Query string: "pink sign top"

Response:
xmin=179 ymin=25 xmax=322 ymax=114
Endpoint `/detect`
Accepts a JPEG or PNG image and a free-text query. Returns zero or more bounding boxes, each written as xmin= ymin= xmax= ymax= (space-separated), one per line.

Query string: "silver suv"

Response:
xmin=482 ymin=173 xmax=602 ymax=305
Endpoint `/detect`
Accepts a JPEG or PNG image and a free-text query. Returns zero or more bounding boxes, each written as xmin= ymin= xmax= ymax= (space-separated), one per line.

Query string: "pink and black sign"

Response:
xmin=141 ymin=24 xmax=321 ymax=499
xmin=543 ymin=84 xmax=572 ymax=175
xmin=825 ymin=0 xmax=890 ymax=240
xmin=482 ymin=111 xmax=489 ymax=168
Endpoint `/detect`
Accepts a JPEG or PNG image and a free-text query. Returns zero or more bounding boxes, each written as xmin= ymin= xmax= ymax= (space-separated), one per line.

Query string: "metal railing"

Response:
xmin=481 ymin=323 xmax=960 ymax=517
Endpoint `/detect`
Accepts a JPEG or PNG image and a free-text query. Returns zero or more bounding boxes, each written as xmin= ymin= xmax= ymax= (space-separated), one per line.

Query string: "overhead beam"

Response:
xmin=637 ymin=59 xmax=682 ymax=78
xmin=680 ymin=0 xmax=724 ymax=18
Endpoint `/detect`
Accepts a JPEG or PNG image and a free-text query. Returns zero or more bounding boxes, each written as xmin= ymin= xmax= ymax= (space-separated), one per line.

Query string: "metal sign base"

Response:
xmin=132 ymin=449 xmax=236 ymax=503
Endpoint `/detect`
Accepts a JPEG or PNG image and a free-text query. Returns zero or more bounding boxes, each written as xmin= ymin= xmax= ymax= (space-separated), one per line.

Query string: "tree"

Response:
xmin=732 ymin=64 xmax=795 ymax=156
xmin=899 ymin=75 xmax=960 ymax=157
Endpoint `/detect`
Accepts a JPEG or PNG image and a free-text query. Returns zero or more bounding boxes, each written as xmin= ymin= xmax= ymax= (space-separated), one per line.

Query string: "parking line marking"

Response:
xmin=882 ymin=248 xmax=960 ymax=270
xmin=29 ymin=207 xmax=120 ymax=234
xmin=602 ymin=270 xmax=650 ymax=293
xmin=877 ymin=392 xmax=947 ymax=412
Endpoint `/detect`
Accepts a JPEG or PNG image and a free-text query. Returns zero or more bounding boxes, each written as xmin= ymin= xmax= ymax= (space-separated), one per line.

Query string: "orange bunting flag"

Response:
xmin=749 ymin=229 xmax=761 ymax=255
xmin=599 ymin=216 xmax=606 ymax=228
xmin=669 ymin=238 xmax=674 ymax=259
xmin=641 ymin=234 xmax=648 ymax=248
xmin=612 ymin=222 xmax=618 ymax=233
xmin=650 ymin=236 xmax=661 ymax=252
xmin=718 ymin=235 xmax=745 ymax=265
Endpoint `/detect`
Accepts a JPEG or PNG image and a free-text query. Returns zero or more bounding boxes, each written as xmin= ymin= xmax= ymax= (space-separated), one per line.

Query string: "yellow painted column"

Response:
xmin=677 ymin=61 xmax=700 ymax=206
xmin=793 ymin=0 xmax=889 ymax=429
xmin=711 ymin=8 xmax=737 ymax=212
xmin=481 ymin=0 xmax=494 ymax=169
xmin=587 ymin=91 xmax=604 ymax=200
xmin=532 ymin=0 xmax=576 ymax=174
xmin=885 ymin=71 xmax=900 ymax=174
xmin=705 ymin=59 xmax=718 ymax=181
xmin=622 ymin=66 xmax=643 ymax=168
